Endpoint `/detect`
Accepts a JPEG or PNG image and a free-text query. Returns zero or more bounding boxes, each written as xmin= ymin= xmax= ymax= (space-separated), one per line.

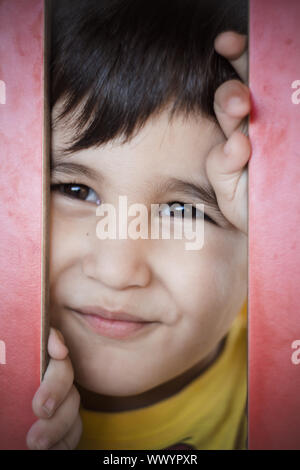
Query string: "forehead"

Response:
xmin=52 ymin=105 xmax=225 ymax=179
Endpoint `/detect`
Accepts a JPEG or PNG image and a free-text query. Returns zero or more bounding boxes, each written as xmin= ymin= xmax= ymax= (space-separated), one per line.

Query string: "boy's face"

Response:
xmin=50 ymin=104 xmax=247 ymax=397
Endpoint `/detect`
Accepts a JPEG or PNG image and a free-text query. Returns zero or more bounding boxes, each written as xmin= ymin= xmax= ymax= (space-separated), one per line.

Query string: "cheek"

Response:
xmin=49 ymin=202 xmax=88 ymax=287
xmin=158 ymin=230 xmax=247 ymax=323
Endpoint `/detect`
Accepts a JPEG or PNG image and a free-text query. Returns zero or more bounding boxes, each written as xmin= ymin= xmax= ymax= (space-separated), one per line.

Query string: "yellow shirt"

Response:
xmin=76 ymin=301 xmax=247 ymax=450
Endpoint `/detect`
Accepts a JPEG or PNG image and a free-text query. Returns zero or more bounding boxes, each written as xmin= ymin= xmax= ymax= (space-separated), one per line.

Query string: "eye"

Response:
xmin=51 ymin=182 xmax=101 ymax=205
xmin=158 ymin=201 xmax=217 ymax=225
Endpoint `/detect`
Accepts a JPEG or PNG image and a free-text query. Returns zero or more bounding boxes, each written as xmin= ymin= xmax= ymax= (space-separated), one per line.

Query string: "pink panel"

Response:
xmin=248 ymin=0 xmax=300 ymax=449
xmin=0 ymin=0 xmax=46 ymax=450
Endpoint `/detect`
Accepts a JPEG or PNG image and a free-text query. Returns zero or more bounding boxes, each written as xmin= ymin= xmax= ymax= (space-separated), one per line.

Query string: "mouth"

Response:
xmin=67 ymin=305 xmax=157 ymax=340
xmin=74 ymin=305 xmax=150 ymax=322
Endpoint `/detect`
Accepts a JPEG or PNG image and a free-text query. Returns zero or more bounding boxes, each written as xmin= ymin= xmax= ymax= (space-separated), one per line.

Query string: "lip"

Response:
xmin=70 ymin=307 xmax=156 ymax=340
xmin=74 ymin=305 xmax=149 ymax=322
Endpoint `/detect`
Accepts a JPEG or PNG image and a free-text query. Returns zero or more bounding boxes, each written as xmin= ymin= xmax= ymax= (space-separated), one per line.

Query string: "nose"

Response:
xmin=82 ymin=237 xmax=152 ymax=290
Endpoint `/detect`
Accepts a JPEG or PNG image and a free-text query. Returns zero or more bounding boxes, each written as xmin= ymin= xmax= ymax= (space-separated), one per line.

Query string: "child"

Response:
xmin=27 ymin=0 xmax=250 ymax=450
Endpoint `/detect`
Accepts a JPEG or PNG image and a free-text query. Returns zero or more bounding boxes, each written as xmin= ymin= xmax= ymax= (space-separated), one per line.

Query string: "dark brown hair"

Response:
xmin=51 ymin=0 xmax=248 ymax=154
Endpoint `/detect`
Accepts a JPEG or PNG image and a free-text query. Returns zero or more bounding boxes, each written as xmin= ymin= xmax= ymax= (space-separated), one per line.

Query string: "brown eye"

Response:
xmin=51 ymin=183 xmax=101 ymax=205
xmin=159 ymin=201 xmax=217 ymax=225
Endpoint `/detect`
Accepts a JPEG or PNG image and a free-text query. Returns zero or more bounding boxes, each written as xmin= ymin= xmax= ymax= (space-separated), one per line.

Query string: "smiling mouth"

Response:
xmin=68 ymin=307 xmax=158 ymax=340
xmin=72 ymin=305 xmax=150 ymax=322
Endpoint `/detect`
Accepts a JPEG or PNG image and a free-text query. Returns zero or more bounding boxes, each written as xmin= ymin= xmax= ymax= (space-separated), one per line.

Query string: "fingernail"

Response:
xmin=228 ymin=96 xmax=243 ymax=111
xmin=42 ymin=397 xmax=55 ymax=417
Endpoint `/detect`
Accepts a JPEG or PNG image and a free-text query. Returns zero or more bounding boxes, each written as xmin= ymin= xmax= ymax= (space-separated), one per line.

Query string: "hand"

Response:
xmin=206 ymin=31 xmax=251 ymax=234
xmin=26 ymin=327 xmax=82 ymax=450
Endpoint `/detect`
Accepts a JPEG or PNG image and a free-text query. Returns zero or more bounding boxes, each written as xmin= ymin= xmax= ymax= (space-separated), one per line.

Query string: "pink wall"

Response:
xmin=249 ymin=0 xmax=300 ymax=450
xmin=0 ymin=0 xmax=44 ymax=450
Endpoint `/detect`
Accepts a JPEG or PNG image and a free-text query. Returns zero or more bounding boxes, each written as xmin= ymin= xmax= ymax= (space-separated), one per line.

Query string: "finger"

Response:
xmin=206 ymin=130 xmax=250 ymax=234
xmin=26 ymin=384 xmax=81 ymax=450
xmin=209 ymin=130 xmax=250 ymax=181
xmin=31 ymin=354 xmax=74 ymax=419
xmin=214 ymin=80 xmax=250 ymax=139
xmin=48 ymin=414 xmax=83 ymax=450
xmin=214 ymin=31 xmax=248 ymax=83
xmin=48 ymin=327 xmax=69 ymax=360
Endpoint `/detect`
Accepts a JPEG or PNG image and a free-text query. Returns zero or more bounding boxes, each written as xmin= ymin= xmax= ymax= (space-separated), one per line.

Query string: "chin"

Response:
xmin=74 ymin=367 xmax=164 ymax=397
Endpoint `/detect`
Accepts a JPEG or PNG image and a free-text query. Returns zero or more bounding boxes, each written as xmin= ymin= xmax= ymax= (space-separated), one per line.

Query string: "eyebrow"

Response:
xmin=154 ymin=178 xmax=219 ymax=211
xmin=51 ymin=159 xmax=104 ymax=182
xmin=50 ymin=159 xmax=231 ymax=226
